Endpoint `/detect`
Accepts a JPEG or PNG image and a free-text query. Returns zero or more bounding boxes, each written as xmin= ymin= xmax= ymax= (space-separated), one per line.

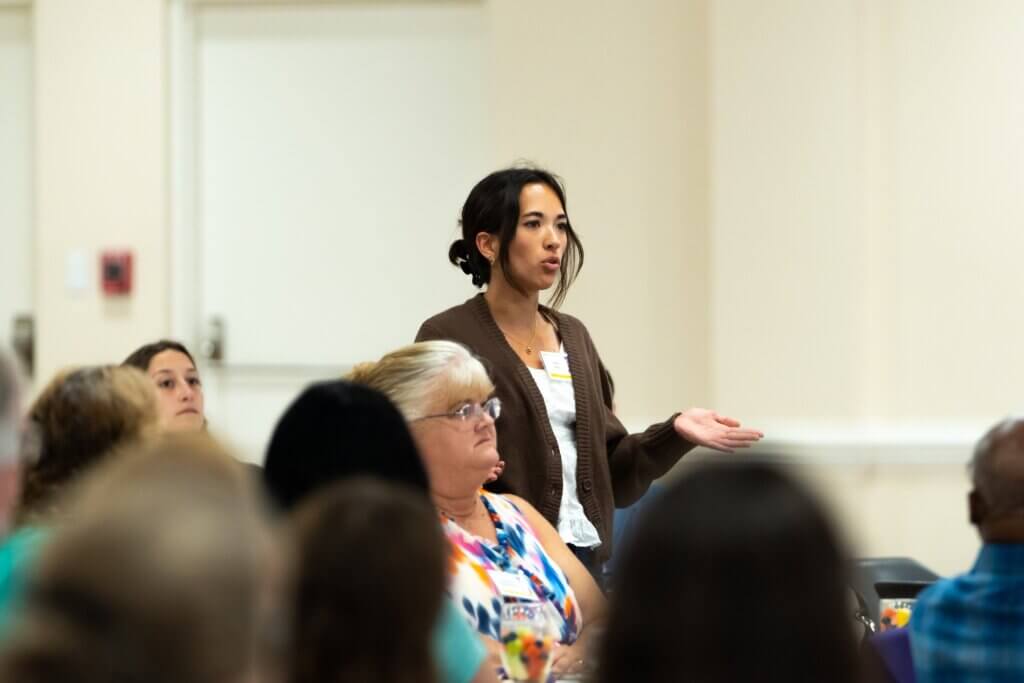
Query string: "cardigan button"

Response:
xmin=582 ymin=479 xmax=593 ymax=493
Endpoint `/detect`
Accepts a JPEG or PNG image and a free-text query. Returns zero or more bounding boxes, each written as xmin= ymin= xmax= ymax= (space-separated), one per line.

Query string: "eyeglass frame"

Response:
xmin=413 ymin=397 xmax=502 ymax=423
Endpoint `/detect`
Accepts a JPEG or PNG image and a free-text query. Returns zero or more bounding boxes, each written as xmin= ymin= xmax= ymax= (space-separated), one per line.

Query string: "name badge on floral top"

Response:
xmin=489 ymin=570 xmax=537 ymax=600
xmin=540 ymin=351 xmax=572 ymax=383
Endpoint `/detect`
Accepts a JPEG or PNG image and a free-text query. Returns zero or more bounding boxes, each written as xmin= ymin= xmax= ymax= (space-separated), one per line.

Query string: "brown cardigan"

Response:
xmin=416 ymin=294 xmax=694 ymax=562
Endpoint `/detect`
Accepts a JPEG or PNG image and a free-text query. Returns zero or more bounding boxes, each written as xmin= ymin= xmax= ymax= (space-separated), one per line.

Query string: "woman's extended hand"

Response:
xmin=673 ymin=408 xmax=764 ymax=452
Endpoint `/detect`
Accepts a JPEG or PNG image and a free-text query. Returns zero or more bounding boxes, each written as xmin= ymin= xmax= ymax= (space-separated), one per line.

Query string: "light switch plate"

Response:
xmin=65 ymin=249 xmax=90 ymax=295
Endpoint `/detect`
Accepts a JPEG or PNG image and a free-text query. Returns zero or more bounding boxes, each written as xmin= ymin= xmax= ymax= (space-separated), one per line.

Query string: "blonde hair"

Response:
xmin=346 ymin=341 xmax=494 ymax=421
xmin=18 ymin=365 xmax=159 ymax=523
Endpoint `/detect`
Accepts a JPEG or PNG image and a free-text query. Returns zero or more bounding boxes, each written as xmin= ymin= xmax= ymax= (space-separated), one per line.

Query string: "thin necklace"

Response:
xmin=499 ymin=314 xmax=540 ymax=355
xmin=437 ymin=498 xmax=483 ymax=524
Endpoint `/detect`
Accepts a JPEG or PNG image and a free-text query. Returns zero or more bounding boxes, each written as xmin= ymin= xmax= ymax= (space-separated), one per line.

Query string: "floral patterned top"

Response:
xmin=442 ymin=490 xmax=582 ymax=644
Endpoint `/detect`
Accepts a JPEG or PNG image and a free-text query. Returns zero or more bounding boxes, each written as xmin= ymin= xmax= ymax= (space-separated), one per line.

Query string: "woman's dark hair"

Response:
xmin=122 ymin=340 xmax=196 ymax=372
xmin=449 ymin=166 xmax=584 ymax=309
xmin=262 ymin=380 xmax=429 ymax=511
xmin=597 ymin=460 xmax=859 ymax=683
xmin=289 ymin=478 xmax=445 ymax=683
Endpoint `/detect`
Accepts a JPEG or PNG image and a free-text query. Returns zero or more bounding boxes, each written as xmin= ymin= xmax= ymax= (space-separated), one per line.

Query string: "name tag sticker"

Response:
xmin=540 ymin=351 xmax=572 ymax=382
xmin=489 ymin=570 xmax=537 ymax=600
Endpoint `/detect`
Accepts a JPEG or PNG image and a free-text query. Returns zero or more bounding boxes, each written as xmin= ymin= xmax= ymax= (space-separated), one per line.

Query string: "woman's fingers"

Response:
xmin=730 ymin=429 xmax=764 ymax=441
xmin=706 ymin=430 xmax=764 ymax=452
xmin=714 ymin=413 xmax=742 ymax=428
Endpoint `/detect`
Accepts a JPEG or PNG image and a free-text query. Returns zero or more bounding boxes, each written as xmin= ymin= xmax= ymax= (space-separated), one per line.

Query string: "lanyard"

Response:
xmin=477 ymin=492 xmax=575 ymax=635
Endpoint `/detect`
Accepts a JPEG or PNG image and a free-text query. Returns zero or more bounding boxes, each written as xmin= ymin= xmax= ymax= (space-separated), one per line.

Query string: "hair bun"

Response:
xmin=448 ymin=239 xmax=480 ymax=283
xmin=447 ymin=239 xmax=487 ymax=287
xmin=448 ymin=239 xmax=470 ymax=264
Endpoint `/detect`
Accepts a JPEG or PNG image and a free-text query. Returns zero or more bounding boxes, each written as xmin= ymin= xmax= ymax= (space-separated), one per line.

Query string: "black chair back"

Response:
xmin=851 ymin=557 xmax=940 ymax=630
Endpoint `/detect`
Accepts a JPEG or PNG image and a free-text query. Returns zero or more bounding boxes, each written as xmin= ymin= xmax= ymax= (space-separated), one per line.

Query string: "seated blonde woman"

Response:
xmin=348 ymin=341 xmax=607 ymax=678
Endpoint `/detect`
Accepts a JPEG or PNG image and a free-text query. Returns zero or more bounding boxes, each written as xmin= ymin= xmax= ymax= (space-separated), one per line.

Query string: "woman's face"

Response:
xmin=147 ymin=350 xmax=205 ymax=432
xmin=410 ymin=394 xmax=500 ymax=494
xmin=495 ymin=182 xmax=568 ymax=293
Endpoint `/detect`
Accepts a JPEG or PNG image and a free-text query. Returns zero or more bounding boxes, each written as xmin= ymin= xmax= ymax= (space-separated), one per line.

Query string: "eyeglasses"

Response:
xmin=415 ymin=397 xmax=502 ymax=423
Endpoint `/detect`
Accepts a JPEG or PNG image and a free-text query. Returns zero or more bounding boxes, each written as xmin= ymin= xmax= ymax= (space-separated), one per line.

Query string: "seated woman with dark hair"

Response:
xmin=263 ymin=380 xmax=495 ymax=683
xmin=347 ymin=340 xmax=607 ymax=679
xmin=123 ymin=340 xmax=205 ymax=432
xmin=596 ymin=460 xmax=862 ymax=683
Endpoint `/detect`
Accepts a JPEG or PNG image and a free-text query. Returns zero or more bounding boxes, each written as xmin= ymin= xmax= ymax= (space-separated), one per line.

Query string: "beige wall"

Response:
xmin=711 ymin=0 xmax=1024 ymax=423
xmin=880 ymin=0 xmax=1024 ymax=418
xmin=710 ymin=0 xmax=866 ymax=419
xmin=808 ymin=462 xmax=978 ymax=576
xmin=0 ymin=4 xmax=32 ymax=360
xmin=490 ymin=0 xmax=711 ymax=418
xmin=34 ymin=0 xmax=167 ymax=383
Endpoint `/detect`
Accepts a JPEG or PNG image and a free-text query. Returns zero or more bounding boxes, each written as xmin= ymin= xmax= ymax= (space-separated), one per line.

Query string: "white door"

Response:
xmin=175 ymin=2 xmax=493 ymax=460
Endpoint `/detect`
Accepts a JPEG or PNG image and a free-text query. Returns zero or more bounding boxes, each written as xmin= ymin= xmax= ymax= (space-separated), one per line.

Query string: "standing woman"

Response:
xmin=416 ymin=167 xmax=763 ymax=571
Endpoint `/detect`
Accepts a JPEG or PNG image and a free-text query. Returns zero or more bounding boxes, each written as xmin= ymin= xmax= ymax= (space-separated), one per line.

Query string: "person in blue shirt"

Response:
xmin=911 ymin=417 xmax=1024 ymax=682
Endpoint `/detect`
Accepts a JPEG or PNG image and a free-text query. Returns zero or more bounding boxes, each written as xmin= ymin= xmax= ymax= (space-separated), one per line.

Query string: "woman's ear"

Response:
xmin=475 ymin=232 xmax=497 ymax=264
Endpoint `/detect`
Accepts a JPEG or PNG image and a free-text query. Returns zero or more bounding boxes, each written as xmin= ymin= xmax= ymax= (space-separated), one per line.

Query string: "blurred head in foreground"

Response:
xmin=597 ymin=460 xmax=859 ymax=683
xmin=289 ymin=478 xmax=445 ymax=683
xmin=0 ymin=432 xmax=284 ymax=683
xmin=262 ymin=381 xmax=445 ymax=683
xmin=262 ymin=379 xmax=428 ymax=511
xmin=18 ymin=365 xmax=158 ymax=525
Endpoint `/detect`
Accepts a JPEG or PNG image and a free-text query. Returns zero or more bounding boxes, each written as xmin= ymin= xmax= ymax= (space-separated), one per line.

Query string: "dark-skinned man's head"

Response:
xmin=969 ymin=418 xmax=1024 ymax=542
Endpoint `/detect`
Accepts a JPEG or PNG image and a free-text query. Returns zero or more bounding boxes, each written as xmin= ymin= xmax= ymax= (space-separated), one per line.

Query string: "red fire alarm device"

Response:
xmin=101 ymin=251 xmax=133 ymax=295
